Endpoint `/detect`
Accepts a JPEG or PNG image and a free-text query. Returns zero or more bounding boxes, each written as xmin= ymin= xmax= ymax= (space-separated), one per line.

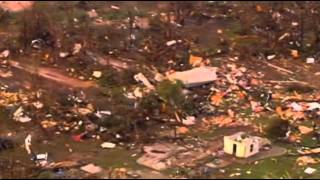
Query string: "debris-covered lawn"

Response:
xmin=0 ymin=1 xmax=320 ymax=179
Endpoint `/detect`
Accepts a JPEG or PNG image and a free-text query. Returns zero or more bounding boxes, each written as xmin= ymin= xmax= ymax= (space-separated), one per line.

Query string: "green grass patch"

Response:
xmin=100 ymin=9 xmax=148 ymax=20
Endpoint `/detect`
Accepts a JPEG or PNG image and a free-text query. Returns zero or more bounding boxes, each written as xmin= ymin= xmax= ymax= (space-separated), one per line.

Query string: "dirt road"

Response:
xmin=8 ymin=60 xmax=97 ymax=89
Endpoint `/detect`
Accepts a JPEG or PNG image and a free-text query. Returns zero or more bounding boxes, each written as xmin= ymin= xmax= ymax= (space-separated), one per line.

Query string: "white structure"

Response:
xmin=224 ymin=132 xmax=270 ymax=158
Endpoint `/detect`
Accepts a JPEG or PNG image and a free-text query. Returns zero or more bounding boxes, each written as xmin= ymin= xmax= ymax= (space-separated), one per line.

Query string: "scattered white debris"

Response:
xmin=95 ymin=110 xmax=112 ymax=118
xmin=25 ymin=134 xmax=32 ymax=155
xmin=76 ymin=107 xmax=93 ymax=116
xmin=31 ymin=39 xmax=46 ymax=49
xmin=133 ymin=87 xmax=143 ymax=98
xmin=81 ymin=164 xmax=103 ymax=174
xmin=267 ymin=54 xmax=276 ymax=60
xmin=35 ymin=153 xmax=49 ymax=167
xmin=131 ymin=153 xmax=137 ymax=157
xmin=87 ymin=9 xmax=98 ymax=18
xmin=290 ymin=102 xmax=303 ymax=112
xmin=41 ymin=120 xmax=57 ymax=129
xmin=205 ymin=162 xmax=216 ymax=168
xmin=45 ymin=114 xmax=53 ymax=118
xmin=167 ymin=60 xmax=175 ymax=65
xmin=116 ymin=134 xmax=121 ymax=139
xmin=304 ymin=167 xmax=316 ymax=175
xmin=92 ymin=71 xmax=102 ymax=78
xmin=13 ymin=107 xmax=32 ymax=123
xmin=99 ymin=127 xmax=107 ymax=132
xmin=154 ymin=73 xmax=165 ymax=82
xmin=0 ymin=50 xmax=10 ymax=58
xmin=292 ymin=22 xmax=299 ymax=26
xmin=166 ymin=40 xmax=177 ymax=46
xmin=101 ymin=110 xmax=112 ymax=115
xmin=130 ymin=34 xmax=136 ymax=40
xmin=72 ymin=43 xmax=82 ymax=55
xmin=306 ymin=57 xmax=315 ymax=64
xmin=219 ymin=169 xmax=226 ymax=173
xmin=278 ymin=33 xmax=289 ymax=41
xmin=229 ymin=172 xmax=241 ymax=177
xmin=134 ymin=73 xmax=155 ymax=90
xmin=110 ymin=5 xmax=120 ymax=10
xmin=307 ymin=102 xmax=320 ymax=111
xmin=182 ymin=116 xmax=196 ymax=126
xmin=101 ymin=142 xmax=116 ymax=149
xmin=59 ymin=52 xmax=69 ymax=58
xmin=124 ymin=92 xmax=136 ymax=99
xmin=33 ymin=101 xmax=44 ymax=109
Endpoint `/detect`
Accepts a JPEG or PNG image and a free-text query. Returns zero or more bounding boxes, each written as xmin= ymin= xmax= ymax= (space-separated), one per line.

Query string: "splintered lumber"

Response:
xmin=262 ymin=61 xmax=294 ymax=74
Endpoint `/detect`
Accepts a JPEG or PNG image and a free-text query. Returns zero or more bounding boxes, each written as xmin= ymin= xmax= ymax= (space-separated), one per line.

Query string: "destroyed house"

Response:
xmin=223 ymin=132 xmax=269 ymax=158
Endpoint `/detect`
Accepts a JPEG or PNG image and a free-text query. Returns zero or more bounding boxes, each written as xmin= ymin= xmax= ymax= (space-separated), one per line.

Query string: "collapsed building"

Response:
xmin=223 ymin=132 xmax=271 ymax=158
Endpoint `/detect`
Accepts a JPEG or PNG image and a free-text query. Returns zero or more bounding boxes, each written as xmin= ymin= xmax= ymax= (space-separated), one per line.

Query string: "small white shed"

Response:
xmin=223 ymin=132 xmax=270 ymax=158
